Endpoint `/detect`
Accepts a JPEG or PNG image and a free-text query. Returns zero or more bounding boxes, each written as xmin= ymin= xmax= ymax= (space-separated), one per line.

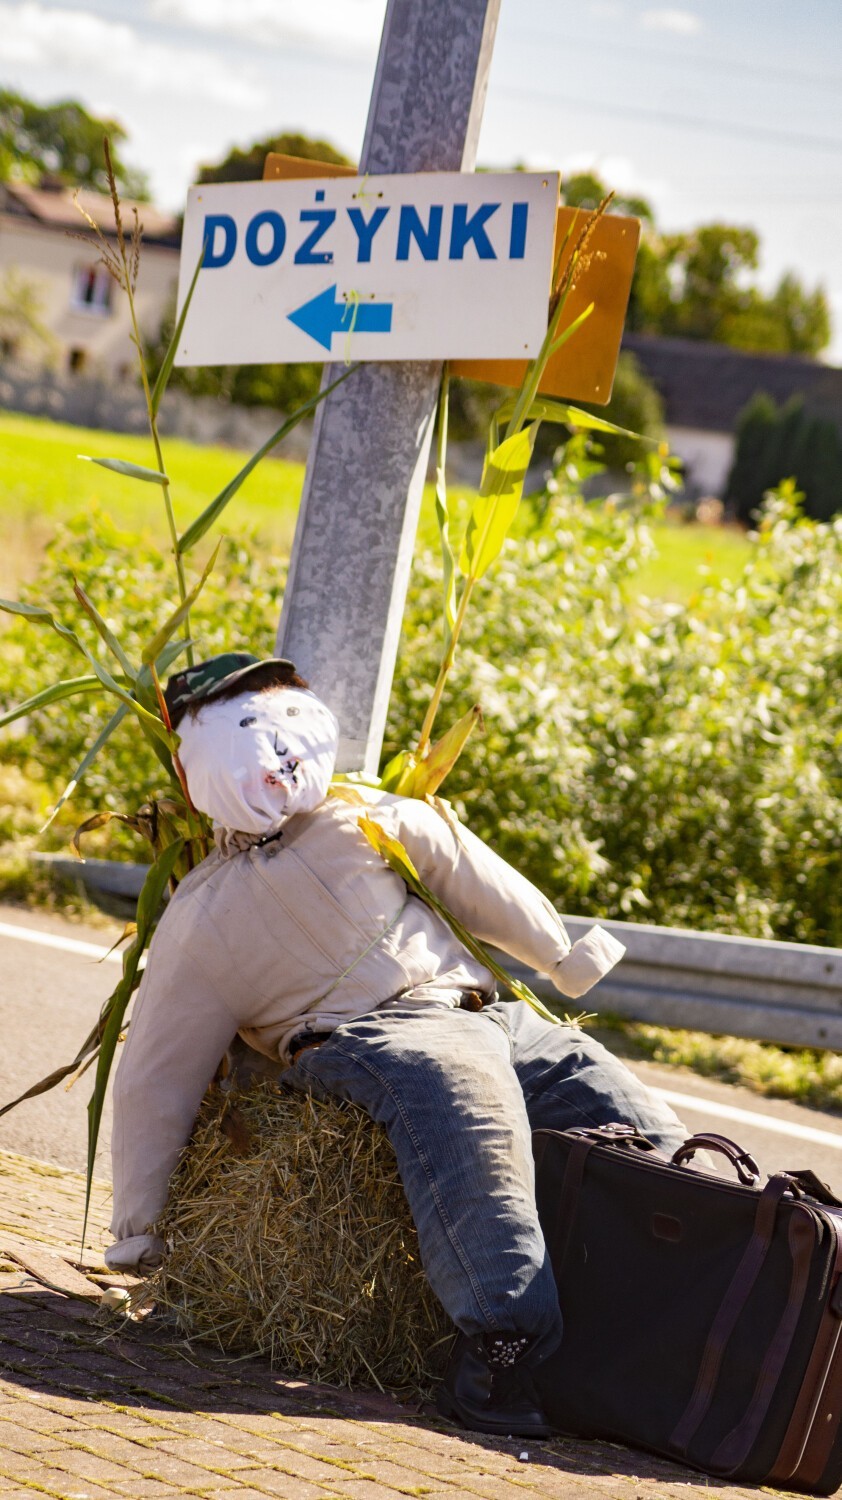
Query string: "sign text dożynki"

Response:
xmin=174 ymin=172 xmax=559 ymax=367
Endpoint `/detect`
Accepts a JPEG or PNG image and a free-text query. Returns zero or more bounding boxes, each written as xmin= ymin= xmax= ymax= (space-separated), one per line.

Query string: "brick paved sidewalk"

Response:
xmin=0 ymin=1150 xmax=778 ymax=1500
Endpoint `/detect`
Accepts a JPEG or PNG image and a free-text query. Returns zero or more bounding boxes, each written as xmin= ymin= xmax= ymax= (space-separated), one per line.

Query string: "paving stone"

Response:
xmin=211 ymin=1490 xmax=334 ymax=1500
xmin=108 ymin=1477 xmax=202 ymax=1499
xmin=328 ymin=1482 xmax=432 ymax=1500
xmin=42 ymin=1446 xmax=151 ymax=1486
xmin=0 ymin=1432 xmax=68 ymax=1457
xmin=232 ymin=1467 xmax=344 ymax=1498
xmin=129 ymin=1450 xmax=242 ymax=1487
xmin=348 ymin=1456 xmax=461 ymax=1491
xmin=0 ymin=1452 xmax=117 ymax=1499
xmin=153 ymin=1435 xmax=258 ymax=1470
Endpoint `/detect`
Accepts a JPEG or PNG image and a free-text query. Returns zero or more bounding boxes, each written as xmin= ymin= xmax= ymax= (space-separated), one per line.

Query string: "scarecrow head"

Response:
xmin=165 ymin=653 xmax=340 ymax=836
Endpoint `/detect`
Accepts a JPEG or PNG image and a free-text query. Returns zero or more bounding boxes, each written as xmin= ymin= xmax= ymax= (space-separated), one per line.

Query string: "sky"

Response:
xmin=5 ymin=0 xmax=842 ymax=359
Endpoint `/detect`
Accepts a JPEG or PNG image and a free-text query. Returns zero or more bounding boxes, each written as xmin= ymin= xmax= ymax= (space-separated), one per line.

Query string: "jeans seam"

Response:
xmin=526 ymin=1089 xmax=608 ymax=1128
xmin=483 ymin=1004 xmax=515 ymax=1064
xmin=306 ymin=1040 xmax=500 ymax=1330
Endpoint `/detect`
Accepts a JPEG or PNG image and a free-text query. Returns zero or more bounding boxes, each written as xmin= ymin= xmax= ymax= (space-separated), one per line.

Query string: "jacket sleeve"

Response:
xmin=379 ymin=796 xmax=624 ymax=999
xmin=106 ymin=911 xmax=239 ymax=1272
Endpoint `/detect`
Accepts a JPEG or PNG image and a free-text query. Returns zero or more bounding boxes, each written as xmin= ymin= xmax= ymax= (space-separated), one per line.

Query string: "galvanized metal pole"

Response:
xmin=276 ymin=0 xmax=501 ymax=773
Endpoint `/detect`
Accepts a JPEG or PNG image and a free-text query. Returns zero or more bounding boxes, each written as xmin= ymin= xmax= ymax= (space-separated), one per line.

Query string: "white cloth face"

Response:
xmin=177 ymin=686 xmax=340 ymax=836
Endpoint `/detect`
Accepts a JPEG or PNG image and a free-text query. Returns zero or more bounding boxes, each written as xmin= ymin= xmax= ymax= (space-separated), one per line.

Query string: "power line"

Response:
xmin=513 ymin=29 xmax=842 ymax=93
xmin=493 ymin=81 xmax=842 ymax=155
xmin=235 ymin=33 xmax=842 ymax=155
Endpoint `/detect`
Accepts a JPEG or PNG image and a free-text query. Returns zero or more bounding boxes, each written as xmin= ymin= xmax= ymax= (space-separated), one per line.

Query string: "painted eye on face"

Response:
xmin=239 ymin=716 xmax=258 ymax=728
xmin=286 ymin=706 xmax=300 ymax=716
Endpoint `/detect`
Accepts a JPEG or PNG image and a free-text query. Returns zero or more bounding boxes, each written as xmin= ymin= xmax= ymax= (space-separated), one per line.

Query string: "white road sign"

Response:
xmin=174 ymin=172 xmax=559 ymax=366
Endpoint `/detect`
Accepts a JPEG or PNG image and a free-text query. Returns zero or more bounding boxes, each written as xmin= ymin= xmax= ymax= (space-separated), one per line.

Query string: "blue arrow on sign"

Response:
xmin=287 ymin=284 xmax=393 ymax=351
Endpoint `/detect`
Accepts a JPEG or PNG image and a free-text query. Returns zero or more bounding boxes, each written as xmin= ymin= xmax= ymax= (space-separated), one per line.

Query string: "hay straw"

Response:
xmin=151 ymin=1082 xmax=452 ymax=1395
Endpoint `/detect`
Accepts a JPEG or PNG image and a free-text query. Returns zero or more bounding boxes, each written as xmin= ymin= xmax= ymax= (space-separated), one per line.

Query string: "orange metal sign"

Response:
xmin=263 ymin=156 xmax=639 ymax=404
xmin=452 ymin=207 xmax=639 ymax=404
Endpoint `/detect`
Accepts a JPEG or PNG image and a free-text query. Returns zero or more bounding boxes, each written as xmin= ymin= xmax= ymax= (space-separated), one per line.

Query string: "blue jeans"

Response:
xmin=290 ymin=1000 xmax=685 ymax=1360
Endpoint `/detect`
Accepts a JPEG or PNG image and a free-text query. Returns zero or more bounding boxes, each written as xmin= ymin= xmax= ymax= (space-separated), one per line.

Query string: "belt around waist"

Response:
xmin=287 ymin=989 xmax=490 ymax=1060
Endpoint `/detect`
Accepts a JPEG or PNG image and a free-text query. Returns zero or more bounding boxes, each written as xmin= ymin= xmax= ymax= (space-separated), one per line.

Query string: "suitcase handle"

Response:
xmin=671 ymin=1132 xmax=761 ymax=1186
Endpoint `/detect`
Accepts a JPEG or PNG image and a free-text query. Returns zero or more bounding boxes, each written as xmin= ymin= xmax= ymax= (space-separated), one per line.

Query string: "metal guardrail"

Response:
xmin=504 ymin=917 xmax=842 ymax=1052
xmin=34 ymin=857 xmax=842 ymax=1050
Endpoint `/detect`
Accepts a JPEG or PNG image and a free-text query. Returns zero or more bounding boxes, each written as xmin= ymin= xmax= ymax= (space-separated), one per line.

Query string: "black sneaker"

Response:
xmin=436 ymin=1331 xmax=551 ymax=1438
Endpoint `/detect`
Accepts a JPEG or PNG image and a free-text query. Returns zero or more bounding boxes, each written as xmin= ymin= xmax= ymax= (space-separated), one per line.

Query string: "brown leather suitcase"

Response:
xmin=532 ymin=1124 xmax=842 ymax=1493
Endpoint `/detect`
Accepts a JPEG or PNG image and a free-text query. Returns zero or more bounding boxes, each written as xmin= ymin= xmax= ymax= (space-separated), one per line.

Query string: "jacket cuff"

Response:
xmin=551 ymin=925 xmax=625 ymax=999
xmin=105 ymin=1234 xmax=166 ymax=1273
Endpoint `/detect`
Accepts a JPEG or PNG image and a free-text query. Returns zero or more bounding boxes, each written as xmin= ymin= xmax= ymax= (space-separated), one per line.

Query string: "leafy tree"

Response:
xmin=725 ymin=393 xmax=842 ymax=522
xmin=145 ymin=293 xmax=324 ymax=414
xmin=766 ymin=273 xmax=831 ymax=357
xmin=628 ymin=222 xmax=831 ymax=357
xmin=197 ymin=131 xmax=351 ymax=184
xmin=573 ymin=169 xmax=831 ymax=358
xmin=0 ymin=268 xmax=57 ymax=364
xmin=148 ymin=132 xmax=356 ymax=412
xmin=563 ymin=171 xmax=654 ymax=223
xmin=579 ymin=351 xmax=664 ymax=470
xmin=0 ymin=89 xmax=149 ymax=199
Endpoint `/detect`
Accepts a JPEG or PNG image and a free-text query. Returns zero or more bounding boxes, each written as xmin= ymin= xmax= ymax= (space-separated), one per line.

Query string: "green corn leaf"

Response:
xmin=150 ymin=246 xmax=204 ymax=419
xmin=434 ymin=370 xmax=457 ymax=650
xmin=78 ymin=456 xmax=169 ymax=485
xmin=558 ymin=403 xmax=657 ymax=442
xmin=135 ymin=637 xmax=194 ymax=710
xmin=459 ymin=423 xmax=538 ymax=581
xmin=72 ymin=809 xmax=141 ymax=860
xmin=359 ymin=816 xmax=561 ymax=1027
xmin=40 ymin=702 xmax=130 ymax=833
xmin=497 ymin=394 xmax=655 ymax=447
xmin=546 ymin=300 xmax=594 ymax=358
xmin=0 ymin=675 xmax=102 ymax=730
xmin=0 ymin=1013 xmax=107 ymax=1120
xmin=73 ymin=579 xmax=136 ymax=679
xmin=0 ymin=598 xmax=170 ymax=744
xmin=141 ymin=542 xmax=221 ymax=665
xmin=177 ymin=364 xmax=359 ymax=556
xmin=83 ymin=838 xmax=184 ymax=1246
xmin=405 ymin=704 xmax=482 ymax=798
xmin=378 ymin=748 xmax=418 ymax=794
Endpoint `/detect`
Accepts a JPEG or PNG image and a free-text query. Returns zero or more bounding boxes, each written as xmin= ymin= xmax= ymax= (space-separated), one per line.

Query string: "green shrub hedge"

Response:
xmin=386 ymin=484 xmax=842 ymax=945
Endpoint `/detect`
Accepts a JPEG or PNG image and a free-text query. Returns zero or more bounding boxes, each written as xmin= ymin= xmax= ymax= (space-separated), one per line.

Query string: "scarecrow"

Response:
xmin=106 ymin=652 xmax=686 ymax=1437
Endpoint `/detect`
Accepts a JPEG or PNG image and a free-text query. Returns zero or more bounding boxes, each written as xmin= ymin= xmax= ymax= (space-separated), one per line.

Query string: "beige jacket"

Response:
xmin=106 ymin=790 xmax=624 ymax=1270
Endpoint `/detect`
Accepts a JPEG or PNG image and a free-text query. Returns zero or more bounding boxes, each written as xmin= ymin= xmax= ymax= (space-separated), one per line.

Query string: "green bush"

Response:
xmin=725 ymin=392 xmax=842 ymax=524
xmin=0 ymin=510 xmax=287 ymax=857
xmin=386 ymin=483 xmax=842 ymax=946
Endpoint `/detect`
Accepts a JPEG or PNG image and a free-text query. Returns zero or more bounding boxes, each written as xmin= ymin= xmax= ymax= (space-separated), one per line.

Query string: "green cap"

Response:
xmin=165 ymin=652 xmax=295 ymax=724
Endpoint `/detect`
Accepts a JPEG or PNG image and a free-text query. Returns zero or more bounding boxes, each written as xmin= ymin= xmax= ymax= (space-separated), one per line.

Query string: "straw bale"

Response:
xmin=152 ymin=1081 xmax=452 ymax=1394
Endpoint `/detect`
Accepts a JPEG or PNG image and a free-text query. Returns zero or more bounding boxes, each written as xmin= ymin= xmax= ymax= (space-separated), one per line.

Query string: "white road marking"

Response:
xmin=0 ymin=920 xmax=123 ymax=964
xmin=653 ymin=1086 xmax=842 ymax=1151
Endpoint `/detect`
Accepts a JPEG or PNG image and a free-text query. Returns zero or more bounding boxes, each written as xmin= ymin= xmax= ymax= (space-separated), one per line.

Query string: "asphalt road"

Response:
xmin=2 ymin=902 xmax=842 ymax=1198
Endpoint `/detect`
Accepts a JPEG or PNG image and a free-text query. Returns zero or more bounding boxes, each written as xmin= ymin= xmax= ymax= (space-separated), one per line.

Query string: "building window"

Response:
xmin=68 ymin=347 xmax=87 ymax=374
xmin=70 ymin=265 xmax=113 ymax=316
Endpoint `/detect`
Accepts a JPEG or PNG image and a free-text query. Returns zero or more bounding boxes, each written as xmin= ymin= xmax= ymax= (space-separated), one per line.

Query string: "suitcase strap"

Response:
xmin=710 ymin=1209 xmax=815 ymax=1473
xmin=670 ymin=1175 xmax=812 ymax=1465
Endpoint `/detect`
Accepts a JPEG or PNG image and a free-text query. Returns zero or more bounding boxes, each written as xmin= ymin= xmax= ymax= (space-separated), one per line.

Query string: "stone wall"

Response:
xmin=0 ymin=359 xmax=313 ymax=461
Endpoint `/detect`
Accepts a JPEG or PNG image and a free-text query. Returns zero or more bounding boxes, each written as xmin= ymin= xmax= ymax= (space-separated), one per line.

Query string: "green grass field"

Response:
xmin=1 ymin=410 xmax=752 ymax=599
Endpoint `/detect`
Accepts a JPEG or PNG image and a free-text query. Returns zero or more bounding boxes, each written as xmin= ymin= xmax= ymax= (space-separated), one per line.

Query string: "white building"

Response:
xmin=0 ymin=182 xmax=180 ymax=379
